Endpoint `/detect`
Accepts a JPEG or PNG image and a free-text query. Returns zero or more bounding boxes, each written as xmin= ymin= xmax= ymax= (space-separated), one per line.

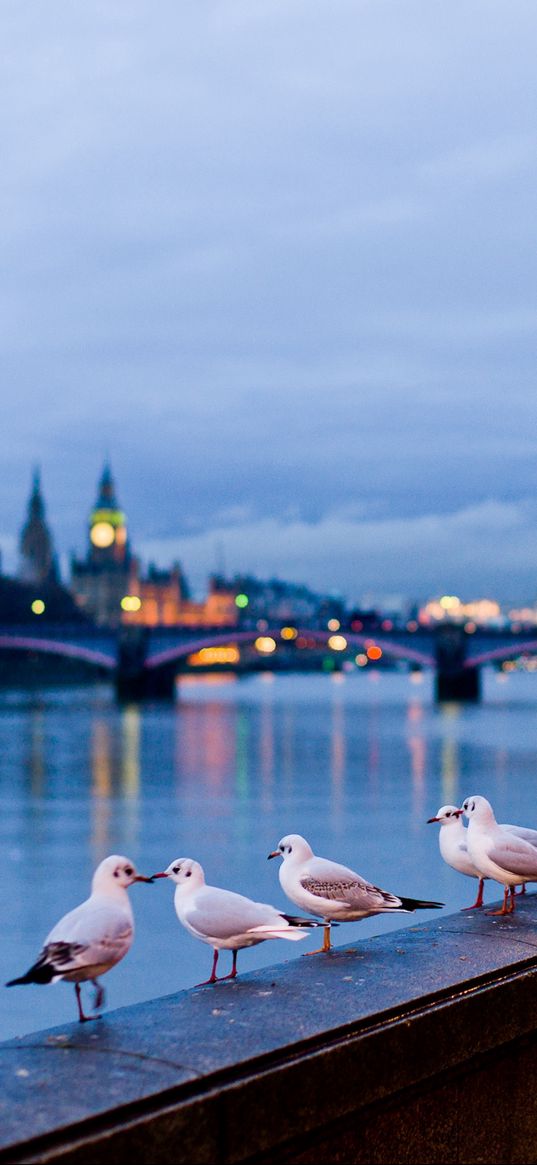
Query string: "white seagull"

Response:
xmin=6 ymin=855 xmax=153 ymax=1022
xmin=427 ymin=805 xmax=486 ymax=909
xmin=463 ymin=795 xmax=537 ymax=915
xmin=268 ymin=834 xmax=443 ymax=953
xmin=427 ymin=803 xmax=537 ymax=908
xmin=152 ymin=857 xmax=319 ymax=983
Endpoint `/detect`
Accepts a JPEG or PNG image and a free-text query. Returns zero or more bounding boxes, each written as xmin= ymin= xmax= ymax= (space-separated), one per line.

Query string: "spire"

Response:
xmin=95 ymin=461 xmax=118 ymax=509
xmin=19 ymin=468 xmax=58 ymax=585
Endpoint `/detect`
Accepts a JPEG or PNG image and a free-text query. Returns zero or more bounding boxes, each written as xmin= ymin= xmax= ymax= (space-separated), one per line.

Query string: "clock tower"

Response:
xmin=88 ymin=463 xmax=128 ymax=562
xmin=71 ymin=463 xmax=135 ymax=627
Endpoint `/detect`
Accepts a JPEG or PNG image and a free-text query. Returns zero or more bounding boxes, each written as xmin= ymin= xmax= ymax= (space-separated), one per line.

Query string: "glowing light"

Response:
xmin=121 ymin=595 xmax=142 ymax=612
xmin=235 ymin=593 xmax=249 ymax=608
xmin=464 ymin=621 xmax=476 ymax=634
xmin=327 ymin=634 xmax=347 ymax=651
xmin=406 ymin=620 xmax=418 ymax=632
xmin=439 ymin=595 xmax=460 ymax=611
xmin=188 ymin=645 xmax=240 ymax=666
xmin=327 ymin=618 xmax=340 ymax=631
xmin=350 ymin=619 xmax=363 ymax=631
xmin=31 ymin=599 xmax=45 ymax=615
xmin=355 ymin=653 xmax=368 ymax=666
xmin=280 ymin=626 xmax=298 ymax=640
xmin=366 ymin=645 xmax=383 ymax=661
xmin=90 ymin=521 xmax=115 ymax=548
xmin=381 ymin=619 xmax=393 ymax=631
xmin=254 ymin=636 xmax=277 ymax=654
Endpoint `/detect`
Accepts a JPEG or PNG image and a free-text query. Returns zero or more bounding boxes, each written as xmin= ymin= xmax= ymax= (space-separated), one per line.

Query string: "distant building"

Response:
xmin=71 ymin=463 xmax=133 ymax=627
xmin=208 ymin=574 xmax=336 ymax=627
xmin=18 ymin=469 xmax=59 ymax=586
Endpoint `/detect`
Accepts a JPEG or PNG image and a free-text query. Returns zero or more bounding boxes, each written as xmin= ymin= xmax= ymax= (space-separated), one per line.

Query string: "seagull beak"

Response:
xmin=133 ymin=875 xmax=154 ymax=883
xmin=453 ymin=809 xmax=464 ymax=817
xmin=150 ymin=872 xmax=169 ymax=879
xmin=267 ymin=850 xmax=280 ymax=860
xmin=426 ymin=817 xmax=439 ymax=824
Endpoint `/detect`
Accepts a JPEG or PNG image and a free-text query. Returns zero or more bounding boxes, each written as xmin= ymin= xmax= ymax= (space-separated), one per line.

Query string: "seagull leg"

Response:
xmin=74 ymin=983 xmax=93 ymax=1023
xmin=486 ymin=886 xmax=513 ymax=916
xmin=304 ymin=923 xmax=332 ymax=955
xmin=196 ymin=949 xmax=219 ymax=986
xmin=515 ymin=883 xmax=526 ymax=895
xmin=220 ymin=950 xmax=239 ymax=981
xmin=92 ymin=979 xmax=105 ymax=1013
xmin=463 ymin=877 xmax=485 ymax=910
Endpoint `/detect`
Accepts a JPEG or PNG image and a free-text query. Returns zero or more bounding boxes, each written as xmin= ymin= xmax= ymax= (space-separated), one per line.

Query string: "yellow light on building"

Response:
xmin=254 ymin=636 xmax=277 ymax=654
xmin=188 ymin=646 xmax=240 ymax=666
xmin=31 ymin=599 xmax=45 ymax=615
xmin=121 ymin=595 xmax=142 ymax=612
xmin=327 ymin=618 xmax=340 ymax=631
xmin=327 ymin=634 xmax=347 ymax=651
xmin=280 ymin=626 xmax=298 ymax=640
xmin=439 ymin=595 xmax=461 ymax=611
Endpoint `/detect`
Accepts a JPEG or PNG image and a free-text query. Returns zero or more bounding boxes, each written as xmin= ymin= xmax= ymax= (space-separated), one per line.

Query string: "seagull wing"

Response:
xmin=300 ymin=857 xmax=401 ymax=910
xmin=488 ymin=834 xmax=537 ymax=879
xmin=184 ymin=886 xmax=282 ymax=940
xmin=43 ymin=897 xmax=133 ymax=974
xmin=501 ymin=823 xmax=537 ymax=848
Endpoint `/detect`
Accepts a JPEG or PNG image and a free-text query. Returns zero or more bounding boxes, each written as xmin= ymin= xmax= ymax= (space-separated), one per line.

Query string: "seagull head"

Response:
xmin=268 ymin=834 xmax=313 ymax=863
xmin=92 ymin=855 xmax=153 ymax=893
xmin=427 ymin=805 xmax=464 ymax=826
xmin=461 ymin=795 xmax=495 ymax=825
xmin=151 ymin=857 xmax=205 ymax=888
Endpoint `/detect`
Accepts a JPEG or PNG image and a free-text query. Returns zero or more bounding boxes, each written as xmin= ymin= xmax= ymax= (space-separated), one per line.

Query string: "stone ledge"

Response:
xmin=1 ymin=896 xmax=537 ymax=1164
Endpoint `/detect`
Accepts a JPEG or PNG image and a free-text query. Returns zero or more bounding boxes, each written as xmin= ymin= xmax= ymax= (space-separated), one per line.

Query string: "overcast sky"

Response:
xmin=2 ymin=1 xmax=537 ymax=602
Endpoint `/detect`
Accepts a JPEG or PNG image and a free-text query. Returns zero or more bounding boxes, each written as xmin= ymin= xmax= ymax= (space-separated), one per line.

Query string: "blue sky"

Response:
xmin=2 ymin=1 xmax=537 ymax=601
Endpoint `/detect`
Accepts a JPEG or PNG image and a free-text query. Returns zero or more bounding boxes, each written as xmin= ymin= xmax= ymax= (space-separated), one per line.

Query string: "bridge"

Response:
xmin=1 ymin=620 xmax=536 ymax=701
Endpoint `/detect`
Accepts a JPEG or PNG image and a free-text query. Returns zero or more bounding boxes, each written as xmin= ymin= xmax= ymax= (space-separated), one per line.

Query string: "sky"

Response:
xmin=2 ymin=0 xmax=537 ymax=603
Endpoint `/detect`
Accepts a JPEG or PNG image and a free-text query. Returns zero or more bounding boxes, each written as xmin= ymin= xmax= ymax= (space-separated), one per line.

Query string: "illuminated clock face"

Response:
xmin=90 ymin=521 xmax=115 ymax=548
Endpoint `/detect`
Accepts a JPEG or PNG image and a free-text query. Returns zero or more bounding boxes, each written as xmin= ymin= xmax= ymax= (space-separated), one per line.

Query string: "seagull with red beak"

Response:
xmin=152 ymin=857 xmax=319 ymax=984
xmin=6 ymin=855 xmax=153 ymax=1022
xmin=427 ymin=804 xmax=486 ymax=909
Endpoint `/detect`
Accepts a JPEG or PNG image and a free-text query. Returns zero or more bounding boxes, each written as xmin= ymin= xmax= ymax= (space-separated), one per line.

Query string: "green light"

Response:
xmin=235 ymin=593 xmax=249 ymax=608
xmin=31 ymin=599 xmax=45 ymax=615
xmin=90 ymin=508 xmax=126 ymax=529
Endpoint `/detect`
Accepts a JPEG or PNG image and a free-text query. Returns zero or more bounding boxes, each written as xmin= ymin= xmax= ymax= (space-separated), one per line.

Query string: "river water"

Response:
xmin=1 ymin=668 xmax=536 ymax=1039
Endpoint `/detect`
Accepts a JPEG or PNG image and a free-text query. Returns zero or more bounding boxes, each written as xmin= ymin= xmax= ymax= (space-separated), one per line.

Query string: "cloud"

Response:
xmin=139 ymin=498 xmax=537 ymax=604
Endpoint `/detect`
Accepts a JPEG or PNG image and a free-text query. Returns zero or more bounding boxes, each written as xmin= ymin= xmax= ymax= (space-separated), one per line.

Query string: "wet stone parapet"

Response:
xmin=1 ymin=899 xmax=537 ymax=1164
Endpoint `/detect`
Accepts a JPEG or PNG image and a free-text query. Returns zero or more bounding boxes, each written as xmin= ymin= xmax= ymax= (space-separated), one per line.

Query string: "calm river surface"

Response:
xmin=1 ymin=668 xmax=536 ymax=1039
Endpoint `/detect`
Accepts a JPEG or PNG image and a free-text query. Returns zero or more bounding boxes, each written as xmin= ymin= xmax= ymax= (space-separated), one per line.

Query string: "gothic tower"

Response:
xmin=18 ymin=469 xmax=59 ymax=585
xmin=70 ymin=463 xmax=133 ymax=627
xmin=88 ymin=462 xmax=129 ymax=564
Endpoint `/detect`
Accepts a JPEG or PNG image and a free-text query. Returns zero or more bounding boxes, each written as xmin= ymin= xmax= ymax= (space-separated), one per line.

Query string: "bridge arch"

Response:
xmin=144 ymin=628 xmax=435 ymax=671
xmin=464 ymin=639 xmax=537 ymax=669
xmin=0 ymin=636 xmax=116 ymax=671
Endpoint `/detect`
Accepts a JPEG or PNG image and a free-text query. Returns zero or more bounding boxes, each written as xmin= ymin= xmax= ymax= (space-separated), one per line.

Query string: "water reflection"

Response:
xmin=439 ymin=703 xmax=461 ymax=805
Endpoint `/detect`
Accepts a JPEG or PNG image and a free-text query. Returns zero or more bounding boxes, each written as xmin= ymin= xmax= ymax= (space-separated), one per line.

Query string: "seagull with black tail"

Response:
xmin=6 ymin=855 xmax=153 ymax=1022
xmin=268 ymin=834 xmax=444 ymax=953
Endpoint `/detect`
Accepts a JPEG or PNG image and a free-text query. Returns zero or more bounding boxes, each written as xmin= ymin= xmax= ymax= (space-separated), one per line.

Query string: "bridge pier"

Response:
xmin=435 ymin=623 xmax=481 ymax=703
xmin=116 ymin=629 xmax=177 ymax=701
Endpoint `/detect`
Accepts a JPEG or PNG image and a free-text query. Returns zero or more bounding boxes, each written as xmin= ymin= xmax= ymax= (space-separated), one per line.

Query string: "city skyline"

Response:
xmin=4 ymin=462 xmax=537 ymax=614
xmin=2 ymin=3 xmax=537 ymax=601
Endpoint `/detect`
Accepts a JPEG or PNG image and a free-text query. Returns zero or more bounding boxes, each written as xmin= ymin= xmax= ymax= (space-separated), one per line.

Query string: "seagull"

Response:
xmin=6 ymin=855 xmax=153 ymax=1022
xmin=268 ymin=834 xmax=443 ymax=953
xmin=462 ymin=795 xmax=537 ymax=915
xmin=427 ymin=805 xmax=486 ymax=909
xmin=427 ymin=803 xmax=537 ymax=908
xmin=152 ymin=857 xmax=320 ymax=984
